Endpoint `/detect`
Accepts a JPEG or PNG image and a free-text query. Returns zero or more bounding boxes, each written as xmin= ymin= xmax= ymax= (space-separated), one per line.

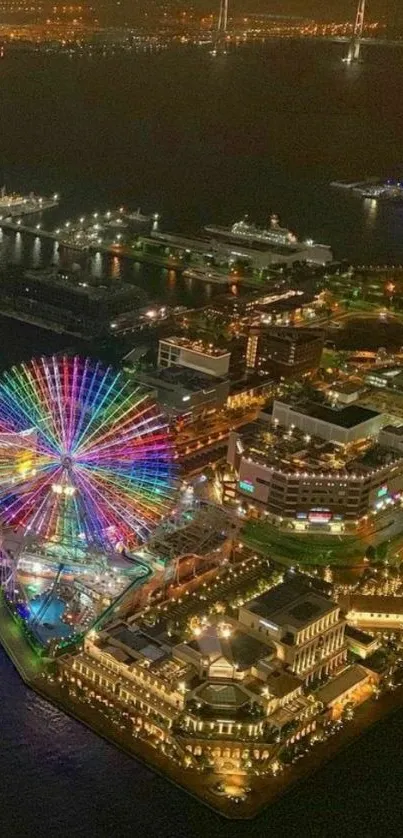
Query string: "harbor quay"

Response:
xmin=0 ymin=199 xmax=334 ymax=282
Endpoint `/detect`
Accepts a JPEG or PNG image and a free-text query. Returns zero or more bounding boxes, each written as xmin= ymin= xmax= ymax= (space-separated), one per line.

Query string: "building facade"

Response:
xmin=272 ymin=399 xmax=383 ymax=445
xmin=238 ymin=579 xmax=347 ymax=684
xmin=226 ymin=426 xmax=403 ymax=527
xmin=245 ymin=327 xmax=324 ymax=380
xmin=158 ymin=337 xmax=231 ymax=378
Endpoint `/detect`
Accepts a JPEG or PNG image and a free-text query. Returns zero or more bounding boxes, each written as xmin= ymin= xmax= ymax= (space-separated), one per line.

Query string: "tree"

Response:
xmin=365 ymin=545 xmax=377 ymax=562
xmin=377 ymin=541 xmax=389 ymax=562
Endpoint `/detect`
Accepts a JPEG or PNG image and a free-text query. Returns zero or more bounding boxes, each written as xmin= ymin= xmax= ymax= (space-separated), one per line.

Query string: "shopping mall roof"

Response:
xmin=294 ymin=399 xmax=380 ymax=429
xmin=240 ymin=422 xmax=398 ymax=477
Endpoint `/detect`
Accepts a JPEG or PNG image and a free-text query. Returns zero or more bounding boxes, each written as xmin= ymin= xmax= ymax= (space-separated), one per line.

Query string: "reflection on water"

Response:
xmin=32 ymin=236 xmax=42 ymax=268
xmin=13 ymin=231 xmax=23 ymax=264
xmin=0 ymin=229 xmax=232 ymax=310
xmin=91 ymin=251 xmax=103 ymax=279
xmin=363 ymin=197 xmax=378 ymax=232
xmin=110 ymin=255 xmax=120 ymax=279
xmin=51 ymin=241 xmax=60 ymax=266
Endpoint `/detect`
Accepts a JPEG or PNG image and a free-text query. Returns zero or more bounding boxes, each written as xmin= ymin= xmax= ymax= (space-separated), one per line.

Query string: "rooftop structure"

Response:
xmin=272 ymin=397 xmax=383 ymax=444
xmin=158 ymin=336 xmax=231 ymax=379
xmin=133 ymin=365 xmax=230 ymax=417
xmin=226 ymin=419 xmax=403 ymax=526
xmin=238 ymin=577 xmax=346 ymax=683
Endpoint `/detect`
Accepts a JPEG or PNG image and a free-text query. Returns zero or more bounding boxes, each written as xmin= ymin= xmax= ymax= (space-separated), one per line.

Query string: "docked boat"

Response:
xmin=205 ymin=214 xmax=299 ymax=248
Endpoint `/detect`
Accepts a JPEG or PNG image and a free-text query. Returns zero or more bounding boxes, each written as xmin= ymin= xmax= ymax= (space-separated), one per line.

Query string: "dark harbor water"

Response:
xmin=1 ymin=649 xmax=403 ymax=838
xmin=1 ymin=40 xmax=403 ymax=835
xmin=1 ymin=40 xmax=403 ymax=267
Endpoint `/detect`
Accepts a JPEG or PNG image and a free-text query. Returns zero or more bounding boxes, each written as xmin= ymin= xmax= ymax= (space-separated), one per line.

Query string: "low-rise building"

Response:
xmin=345 ymin=625 xmax=380 ymax=659
xmin=238 ymin=577 xmax=347 ymax=684
xmin=327 ymin=381 xmax=363 ymax=405
xmin=226 ymin=419 xmax=403 ymax=528
xmin=245 ymin=327 xmax=324 ymax=380
xmin=132 ymin=366 xmax=230 ymax=418
xmin=272 ymin=398 xmax=383 ymax=445
xmin=316 ymin=664 xmax=378 ymax=720
xmin=158 ymin=336 xmax=231 ymax=378
xmin=340 ymin=594 xmax=403 ymax=630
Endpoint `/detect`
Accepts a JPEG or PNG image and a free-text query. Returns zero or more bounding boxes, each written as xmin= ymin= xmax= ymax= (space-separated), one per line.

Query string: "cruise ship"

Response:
xmin=204 ymin=213 xmax=332 ymax=266
xmin=205 ymin=214 xmax=299 ymax=248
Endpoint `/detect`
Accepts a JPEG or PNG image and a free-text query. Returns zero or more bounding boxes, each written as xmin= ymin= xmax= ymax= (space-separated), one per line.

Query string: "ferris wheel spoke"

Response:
xmin=0 ymin=356 xmax=176 ymax=551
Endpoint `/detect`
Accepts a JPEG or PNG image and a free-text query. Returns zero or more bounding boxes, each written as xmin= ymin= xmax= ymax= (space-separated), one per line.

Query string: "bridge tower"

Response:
xmin=346 ymin=0 xmax=366 ymax=63
xmin=217 ymin=0 xmax=229 ymax=40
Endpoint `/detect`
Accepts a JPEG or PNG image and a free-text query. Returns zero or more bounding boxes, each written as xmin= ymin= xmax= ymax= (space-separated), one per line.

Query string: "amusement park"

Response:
xmin=0 ymin=355 xmax=179 ymax=653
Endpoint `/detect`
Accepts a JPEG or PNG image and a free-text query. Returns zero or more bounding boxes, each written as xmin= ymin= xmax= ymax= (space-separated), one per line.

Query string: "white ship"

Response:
xmin=205 ymin=214 xmax=299 ymax=248
xmin=205 ymin=213 xmax=332 ymax=265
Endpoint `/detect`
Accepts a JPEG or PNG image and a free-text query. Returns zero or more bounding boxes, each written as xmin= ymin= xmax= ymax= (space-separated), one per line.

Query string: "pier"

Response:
xmin=0 ymin=216 xmax=264 ymax=288
xmin=0 ymin=192 xmax=59 ymax=219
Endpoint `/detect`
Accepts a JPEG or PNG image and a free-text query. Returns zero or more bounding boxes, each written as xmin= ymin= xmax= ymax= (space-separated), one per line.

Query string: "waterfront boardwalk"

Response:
xmin=0 ymin=599 xmax=44 ymax=681
xmin=0 ymin=218 xmax=263 ymax=287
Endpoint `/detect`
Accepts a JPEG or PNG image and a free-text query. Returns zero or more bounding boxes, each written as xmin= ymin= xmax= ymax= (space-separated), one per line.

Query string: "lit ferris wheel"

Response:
xmin=0 ymin=356 xmax=176 ymax=552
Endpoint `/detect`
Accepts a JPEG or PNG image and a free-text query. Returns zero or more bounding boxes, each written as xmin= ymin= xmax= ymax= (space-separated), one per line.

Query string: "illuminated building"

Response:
xmin=158 ymin=336 xmax=231 ymax=378
xmin=57 ymin=576 xmax=383 ymax=772
xmin=238 ymin=578 xmax=347 ymax=683
xmin=245 ymin=327 xmax=324 ymax=380
xmin=340 ymin=594 xmax=403 ymax=630
xmin=226 ymin=412 xmax=403 ymax=529
xmin=133 ymin=366 xmax=230 ymax=419
xmin=272 ymin=398 xmax=383 ymax=445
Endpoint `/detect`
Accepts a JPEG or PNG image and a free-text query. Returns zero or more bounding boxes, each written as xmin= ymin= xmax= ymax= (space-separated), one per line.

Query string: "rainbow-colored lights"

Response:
xmin=0 ymin=356 xmax=176 ymax=550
